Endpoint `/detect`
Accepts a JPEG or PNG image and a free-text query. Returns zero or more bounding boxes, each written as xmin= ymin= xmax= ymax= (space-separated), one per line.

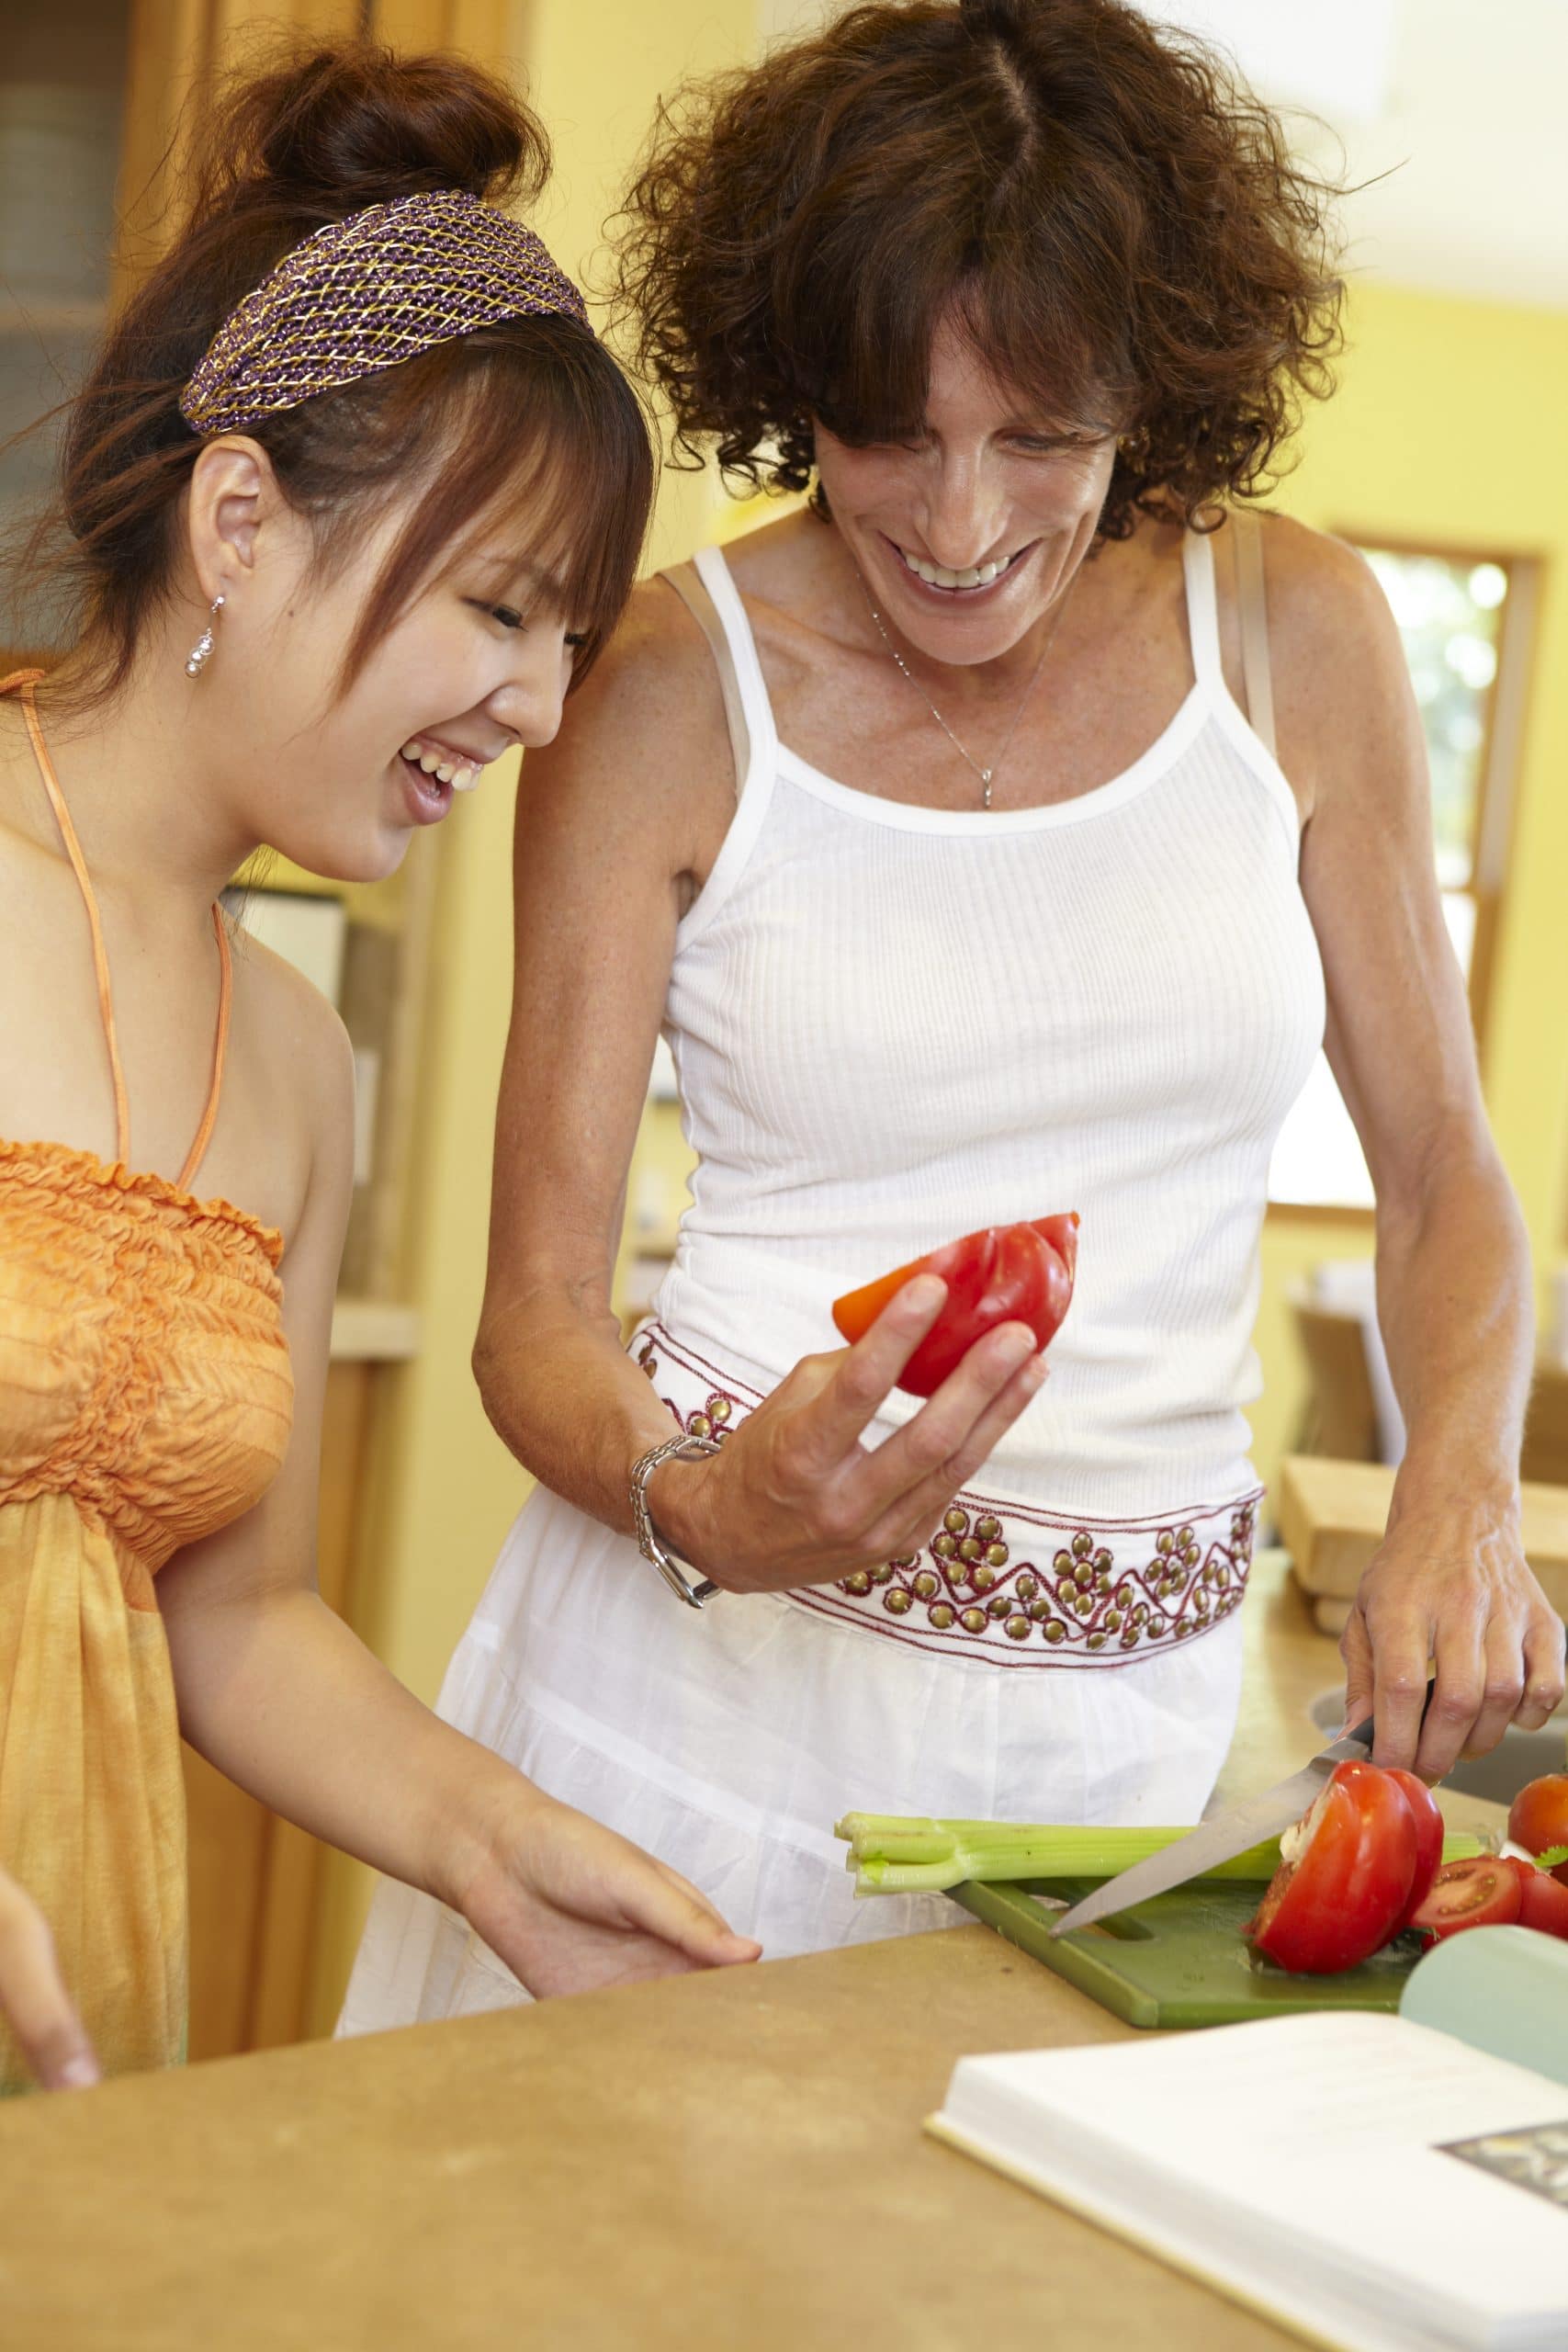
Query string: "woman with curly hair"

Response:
xmin=344 ymin=0 xmax=1563 ymax=2027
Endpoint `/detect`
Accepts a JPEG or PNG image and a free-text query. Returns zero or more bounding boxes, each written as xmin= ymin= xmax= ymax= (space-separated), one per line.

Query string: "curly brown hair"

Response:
xmin=613 ymin=0 xmax=1343 ymax=538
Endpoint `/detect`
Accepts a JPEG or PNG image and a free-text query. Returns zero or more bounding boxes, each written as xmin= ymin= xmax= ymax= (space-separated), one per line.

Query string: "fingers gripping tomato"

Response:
xmin=1247 ymin=1762 xmax=1420 ymax=1975
xmin=831 ymin=1215 xmax=1079 ymax=1399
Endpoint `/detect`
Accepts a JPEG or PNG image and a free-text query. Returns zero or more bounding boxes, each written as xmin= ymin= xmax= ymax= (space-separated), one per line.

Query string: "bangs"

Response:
xmin=798 ymin=155 xmax=1134 ymax=449
xmin=293 ymin=316 xmax=654 ymax=691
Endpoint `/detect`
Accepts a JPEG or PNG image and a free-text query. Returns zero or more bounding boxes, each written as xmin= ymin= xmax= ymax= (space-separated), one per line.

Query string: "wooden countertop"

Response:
xmin=0 ymin=1558 xmax=1503 ymax=2352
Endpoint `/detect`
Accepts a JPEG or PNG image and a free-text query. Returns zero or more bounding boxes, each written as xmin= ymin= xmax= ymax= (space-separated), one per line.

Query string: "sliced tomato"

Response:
xmin=1410 ymin=1856 xmax=1523 ymax=1940
xmin=830 ymin=1214 xmax=1078 ymax=1399
xmin=1383 ymin=1767 xmax=1444 ymax=1932
xmin=1247 ymin=1760 xmax=1418 ymax=1975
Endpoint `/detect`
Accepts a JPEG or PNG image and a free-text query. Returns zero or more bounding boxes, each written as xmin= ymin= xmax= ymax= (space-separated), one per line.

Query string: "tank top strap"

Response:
xmin=690 ymin=546 xmax=781 ymax=779
xmin=661 ymin=560 xmax=752 ymax=801
xmin=1179 ymin=526 xmax=1225 ymax=695
xmin=5 ymin=670 xmax=131 ymax=1164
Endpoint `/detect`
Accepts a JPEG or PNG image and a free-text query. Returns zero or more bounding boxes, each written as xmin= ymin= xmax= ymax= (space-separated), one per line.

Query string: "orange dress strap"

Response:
xmin=178 ymin=909 xmax=232 ymax=1193
xmin=6 ymin=671 xmax=131 ymax=1165
xmin=3 ymin=670 xmax=232 ymax=1191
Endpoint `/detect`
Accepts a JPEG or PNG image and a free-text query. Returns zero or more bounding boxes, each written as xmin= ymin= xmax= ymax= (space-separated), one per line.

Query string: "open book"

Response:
xmin=929 ymin=1937 xmax=1568 ymax=2352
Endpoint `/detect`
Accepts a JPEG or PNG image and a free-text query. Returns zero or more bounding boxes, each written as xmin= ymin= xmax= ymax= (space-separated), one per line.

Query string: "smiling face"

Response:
xmin=813 ymin=309 xmax=1120 ymax=671
xmin=177 ymin=439 xmax=588 ymax=883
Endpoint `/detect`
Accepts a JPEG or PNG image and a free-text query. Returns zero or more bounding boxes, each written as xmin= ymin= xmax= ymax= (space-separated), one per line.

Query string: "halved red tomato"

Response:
xmin=831 ymin=1215 xmax=1078 ymax=1399
xmin=1503 ymin=1855 xmax=1568 ymax=1939
xmin=1247 ymin=1761 xmax=1418 ymax=1975
xmin=1384 ymin=1767 xmax=1444 ymax=1931
xmin=1410 ymin=1856 xmax=1522 ymax=1940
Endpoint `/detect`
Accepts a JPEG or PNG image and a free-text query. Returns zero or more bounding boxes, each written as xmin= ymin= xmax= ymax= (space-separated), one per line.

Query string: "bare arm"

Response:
xmin=470 ymin=582 xmax=720 ymax=1529
xmin=1272 ymin=519 xmax=1563 ymax=1774
xmin=158 ymin=977 xmax=757 ymax=1989
xmin=471 ymin=580 xmax=1049 ymax=1595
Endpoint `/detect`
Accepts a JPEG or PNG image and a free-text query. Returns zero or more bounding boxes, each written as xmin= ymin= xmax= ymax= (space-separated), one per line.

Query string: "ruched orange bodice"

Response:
xmin=0 ymin=673 xmax=294 ymax=2090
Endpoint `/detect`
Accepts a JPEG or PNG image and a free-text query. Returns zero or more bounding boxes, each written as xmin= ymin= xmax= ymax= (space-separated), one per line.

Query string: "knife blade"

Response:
xmin=1047 ymin=1710 xmax=1381 ymax=1939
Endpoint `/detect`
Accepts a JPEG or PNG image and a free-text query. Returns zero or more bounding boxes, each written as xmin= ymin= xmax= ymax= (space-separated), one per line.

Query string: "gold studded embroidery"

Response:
xmin=634 ymin=1326 xmax=1257 ymax=1662
xmin=835 ymin=1492 xmax=1256 ymax=1657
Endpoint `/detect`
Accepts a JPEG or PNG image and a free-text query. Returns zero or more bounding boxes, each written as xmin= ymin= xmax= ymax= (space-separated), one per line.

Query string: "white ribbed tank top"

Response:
xmin=652 ymin=531 xmax=1325 ymax=1517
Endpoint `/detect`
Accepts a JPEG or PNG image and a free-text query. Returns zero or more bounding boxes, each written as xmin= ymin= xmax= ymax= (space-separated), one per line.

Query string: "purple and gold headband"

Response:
xmin=179 ymin=188 xmax=588 ymax=437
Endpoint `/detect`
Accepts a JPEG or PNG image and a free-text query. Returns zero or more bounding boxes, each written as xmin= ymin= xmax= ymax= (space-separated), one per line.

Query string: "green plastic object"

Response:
xmin=949 ymin=1872 xmax=1429 ymax=2030
xmin=1400 ymin=1924 xmax=1568 ymax=2088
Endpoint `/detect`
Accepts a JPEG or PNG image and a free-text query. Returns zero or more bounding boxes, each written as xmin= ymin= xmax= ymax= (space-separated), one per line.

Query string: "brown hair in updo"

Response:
xmin=13 ymin=40 xmax=652 ymax=701
xmin=613 ymin=0 xmax=1343 ymax=538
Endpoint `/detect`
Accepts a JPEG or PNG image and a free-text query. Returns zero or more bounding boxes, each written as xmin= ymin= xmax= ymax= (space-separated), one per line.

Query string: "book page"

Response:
xmin=944 ymin=2015 xmax=1568 ymax=2342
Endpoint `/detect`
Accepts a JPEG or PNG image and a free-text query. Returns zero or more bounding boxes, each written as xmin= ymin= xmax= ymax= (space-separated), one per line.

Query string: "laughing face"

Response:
xmin=181 ymin=441 xmax=587 ymax=887
xmin=253 ymin=530 xmax=581 ymax=882
xmin=812 ymin=309 xmax=1120 ymax=672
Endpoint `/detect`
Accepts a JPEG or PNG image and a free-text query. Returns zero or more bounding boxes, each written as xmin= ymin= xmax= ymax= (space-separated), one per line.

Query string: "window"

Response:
xmin=1268 ymin=540 xmax=1535 ymax=1213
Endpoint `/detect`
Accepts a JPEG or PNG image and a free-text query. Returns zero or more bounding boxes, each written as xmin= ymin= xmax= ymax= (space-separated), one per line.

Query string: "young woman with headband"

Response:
xmin=344 ymin=0 xmax=1562 ymax=2030
xmin=0 ymin=42 xmax=758 ymax=2096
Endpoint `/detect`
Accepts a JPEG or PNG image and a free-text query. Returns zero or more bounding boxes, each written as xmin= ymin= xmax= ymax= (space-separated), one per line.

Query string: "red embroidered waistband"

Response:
xmin=632 ymin=1322 xmax=1258 ymax=1670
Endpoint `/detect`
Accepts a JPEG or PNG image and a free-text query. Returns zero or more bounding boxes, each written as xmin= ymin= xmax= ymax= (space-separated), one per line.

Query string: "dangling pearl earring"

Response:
xmin=185 ymin=594 xmax=225 ymax=678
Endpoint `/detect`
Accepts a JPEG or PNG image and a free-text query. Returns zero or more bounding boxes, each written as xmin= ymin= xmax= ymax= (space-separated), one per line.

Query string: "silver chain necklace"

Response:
xmin=858 ymin=569 xmax=1077 ymax=809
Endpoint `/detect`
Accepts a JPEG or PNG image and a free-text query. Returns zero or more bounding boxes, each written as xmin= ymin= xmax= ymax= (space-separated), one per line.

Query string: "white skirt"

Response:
xmin=338 ymin=1472 xmax=1247 ymax=2036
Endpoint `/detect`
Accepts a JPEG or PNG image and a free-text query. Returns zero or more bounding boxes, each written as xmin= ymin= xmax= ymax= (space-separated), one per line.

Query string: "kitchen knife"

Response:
xmin=1048 ymin=1697 xmax=1428 ymax=1939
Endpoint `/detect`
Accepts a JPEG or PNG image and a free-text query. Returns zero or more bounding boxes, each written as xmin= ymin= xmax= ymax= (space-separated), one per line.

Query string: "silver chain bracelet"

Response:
xmin=630 ymin=1431 xmax=723 ymax=1609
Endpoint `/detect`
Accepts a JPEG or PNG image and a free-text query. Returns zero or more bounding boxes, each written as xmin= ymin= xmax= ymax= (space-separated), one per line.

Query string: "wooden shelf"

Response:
xmin=329 ymin=1298 xmax=420 ymax=1363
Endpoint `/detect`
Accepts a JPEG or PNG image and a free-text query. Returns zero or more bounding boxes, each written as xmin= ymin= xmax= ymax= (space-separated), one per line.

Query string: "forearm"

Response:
xmin=1375 ymin=1141 xmax=1533 ymax=1525
xmin=164 ymin=1586 xmax=534 ymax=1914
xmin=473 ymin=1273 xmax=686 ymax=1536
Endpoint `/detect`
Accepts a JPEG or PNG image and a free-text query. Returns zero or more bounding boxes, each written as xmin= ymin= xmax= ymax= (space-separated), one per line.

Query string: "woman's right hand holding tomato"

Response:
xmin=0 ymin=1865 xmax=97 ymax=2091
xmin=645 ymin=1276 xmax=1047 ymax=1594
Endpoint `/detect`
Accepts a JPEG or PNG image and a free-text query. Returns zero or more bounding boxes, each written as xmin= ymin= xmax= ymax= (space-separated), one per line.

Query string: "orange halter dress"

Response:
xmin=0 ymin=673 xmax=295 ymax=2091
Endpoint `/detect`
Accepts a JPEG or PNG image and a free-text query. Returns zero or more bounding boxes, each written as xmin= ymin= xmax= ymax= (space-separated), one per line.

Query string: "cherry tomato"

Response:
xmin=1247 ymin=1761 xmax=1418 ymax=1975
xmin=1410 ymin=1857 xmax=1523 ymax=1940
xmin=1383 ymin=1767 xmax=1444 ymax=1931
xmin=1502 ymin=1855 xmax=1568 ymax=1939
xmin=831 ymin=1214 xmax=1078 ymax=1399
xmin=1506 ymin=1775 xmax=1568 ymax=1886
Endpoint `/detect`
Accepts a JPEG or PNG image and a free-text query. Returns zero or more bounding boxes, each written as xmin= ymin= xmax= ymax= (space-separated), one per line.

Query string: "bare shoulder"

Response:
xmin=1233 ymin=514 xmax=1414 ymax=821
xmin=522 ymin=568 xmax=739 ymax=899
xmin=533 ymin=571 xmax=730 ymax=795
xmin=1250 ymin=512 xmax=1404 ymax=682
xmin=230 ymin=924 xmax=355 ymax=1153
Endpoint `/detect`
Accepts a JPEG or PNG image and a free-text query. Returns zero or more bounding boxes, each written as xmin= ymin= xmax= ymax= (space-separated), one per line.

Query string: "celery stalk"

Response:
xmin=832 ymin=1812 xmax=1483 ymax=1898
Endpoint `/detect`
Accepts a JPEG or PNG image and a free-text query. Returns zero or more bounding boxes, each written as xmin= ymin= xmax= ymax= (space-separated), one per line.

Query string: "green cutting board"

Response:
xmin=948 ymin=1872 xmax=1427 ymax=2029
